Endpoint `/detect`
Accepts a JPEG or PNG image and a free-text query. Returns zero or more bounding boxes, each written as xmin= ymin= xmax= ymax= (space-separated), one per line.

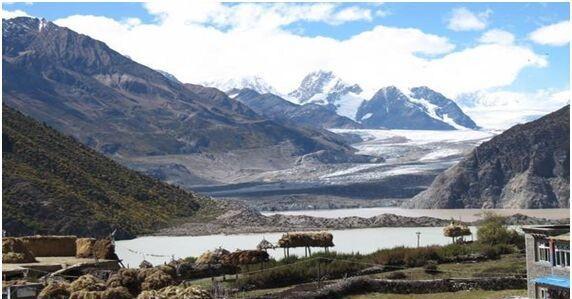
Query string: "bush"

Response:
xmin=234 ymin=253 xmax=366 ymax=289
xmin=372 ymin=246 xmax=441 ymax=267
xmin=387 ymin=271 xmax=407 ymax=279
xmin=477 ymin=213 xmax=524 ymax=248
xmin=424 ymin=261 xmax=440 ymax=275
xmin=480 ymin=246 xmax=501 ymax=260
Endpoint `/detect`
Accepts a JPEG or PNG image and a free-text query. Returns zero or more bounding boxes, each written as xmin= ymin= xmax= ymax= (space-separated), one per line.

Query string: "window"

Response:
xmin=555 ymin=242 xmax=570 ymax=267
xmin=537 ymin=241 xmax=551 ymax=263
xmin=539 ymin=287 xmax=549 ymax=299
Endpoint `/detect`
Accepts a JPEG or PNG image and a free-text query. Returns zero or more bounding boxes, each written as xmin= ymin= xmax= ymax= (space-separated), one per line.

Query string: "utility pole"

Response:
xmin=416 ymin=232 xmax=421 ymax=248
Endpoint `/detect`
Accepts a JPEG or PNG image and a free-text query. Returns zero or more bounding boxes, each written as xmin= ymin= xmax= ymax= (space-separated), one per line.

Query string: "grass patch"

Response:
xmin=347 ymin=289 xmax=527 ymax=299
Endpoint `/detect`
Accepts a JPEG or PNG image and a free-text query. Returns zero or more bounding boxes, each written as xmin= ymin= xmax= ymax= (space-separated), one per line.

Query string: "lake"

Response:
xmin=116 ymin=226 xmax=476 ymax=267
xmin=262 ymin=207 xmax=570 ymax=222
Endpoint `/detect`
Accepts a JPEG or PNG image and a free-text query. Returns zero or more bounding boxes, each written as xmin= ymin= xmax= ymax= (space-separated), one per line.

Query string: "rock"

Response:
xmin=406 ymin=105 xmax=569 ymax=208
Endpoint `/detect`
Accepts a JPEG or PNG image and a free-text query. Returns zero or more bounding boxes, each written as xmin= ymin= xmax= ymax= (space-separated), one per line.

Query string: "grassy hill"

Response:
xmin=2 ymin=105 xmax=221 ymax=239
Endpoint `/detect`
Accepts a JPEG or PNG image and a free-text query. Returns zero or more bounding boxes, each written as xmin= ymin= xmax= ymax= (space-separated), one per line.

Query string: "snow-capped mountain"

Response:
xmin=356 ymin=86 xmax=479 ymax=130
xmin=204 ymin=76 xmax=278 ymax=95
xmin=288 ymin=70 xmax=365 ymax=120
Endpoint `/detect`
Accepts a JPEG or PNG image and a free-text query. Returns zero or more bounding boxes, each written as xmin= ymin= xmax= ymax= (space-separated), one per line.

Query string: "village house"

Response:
xmin=522 ymin=225 xmax=570 ymax=299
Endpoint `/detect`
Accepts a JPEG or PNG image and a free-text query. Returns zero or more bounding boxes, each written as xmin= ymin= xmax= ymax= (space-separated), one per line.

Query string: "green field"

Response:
xmin=347 ymin=289 xmax=527 ymax=299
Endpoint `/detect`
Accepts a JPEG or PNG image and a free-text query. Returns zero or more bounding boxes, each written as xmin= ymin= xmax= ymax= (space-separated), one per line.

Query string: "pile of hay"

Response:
xmin=136 ymin=285 xmax=211 ymax=299
xmin=220 ymin=250 xmax=269 ymax=266
xmin=93 ymin=238 xmax=118 ymax=260
xmin=69 ymin=286 xmax=132 ymax=299
xmin=195 ymin=248 xmax=230 ymax=265
xmin=140 ymin=270 xmax=173 ymax=291
xmin=2 ymin=237 xmax=37 ymax=263
xmin=106 ymin=265 xmax=177 ymax=295
xmin=107 ymin=268 xmax=141 ymax=295
xmin=21 ymin=235 xmax=77 ymax=257
xmin=38 ymin=281 xmax=71 ymax=299
xmin=76 ymin=238 xmax=95 ymax=258
xmin=443 ymin=222 xmax=472 ymax=239
xmin=69 ymin=274 xmax=106 ymax=293
xmin=278 ymin=232 xmax=334 ymax=248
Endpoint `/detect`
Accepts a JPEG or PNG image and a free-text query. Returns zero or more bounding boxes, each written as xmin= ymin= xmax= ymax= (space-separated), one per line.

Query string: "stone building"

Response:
xmin=522 ymin=225 xmax=570 ymax=299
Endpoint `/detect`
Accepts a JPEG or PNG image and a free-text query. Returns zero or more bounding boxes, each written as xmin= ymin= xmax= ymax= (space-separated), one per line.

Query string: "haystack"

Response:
xmin=69 ymin=274 xmax=106 ymax=292
xmin=38 ymin=281 xmax=70 ymax=299
xmin=69 ymin=287 xmax=132 ymax=299
xmin=136 ymin=285 xmax=211 ymax=299
xmin=76 ymin=238 xmax=95 ymax=258
xmin=107 ymin=268 xmax=141 ymax=295
xmin=2 ymin=237 xmax=37 ymax=263
xmin=21 ymin=235 xmax=77 ymax=257
xmin=443 ymin=222 xmax=472 ymax=241
xmin=93 ymin=238 xmax=118 ymax=260
xmin=195 ymin=248 xmax=230 ymax=264
xmin=277 ymin=232 xmax=334 ymax=248
xmin=140 ymin=270 xmax=173 ymax=291
xmin=220 ymin=250 xmax=269 ymax=266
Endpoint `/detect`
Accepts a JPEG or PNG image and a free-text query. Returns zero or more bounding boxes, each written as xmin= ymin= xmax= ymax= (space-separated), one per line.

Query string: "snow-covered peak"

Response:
xmin=288 ymin=70 xmax=364 ymax=120
xmin=289 ymin=70 xmax=362 ymax=104
xmin=356 ymin=85 xmax=479 ymax=130
xmin=204 ymin=76 xmax=278 ymax=95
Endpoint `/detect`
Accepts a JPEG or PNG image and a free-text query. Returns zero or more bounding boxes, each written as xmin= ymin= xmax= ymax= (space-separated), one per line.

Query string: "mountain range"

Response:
xmin=2 ymin=17 xmax=355 ymax=159
xmin=232 ymin=88 xmax=362 ymax=129
xmin=213 ymin=70 xmax=479 ymax=130
xmin=406 ymin=105 xmax=570 ymax=208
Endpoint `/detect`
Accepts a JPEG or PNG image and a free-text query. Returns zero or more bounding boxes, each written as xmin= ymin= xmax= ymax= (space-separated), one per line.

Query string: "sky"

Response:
xmin=2 ymin=2 xmax=571 ymax=129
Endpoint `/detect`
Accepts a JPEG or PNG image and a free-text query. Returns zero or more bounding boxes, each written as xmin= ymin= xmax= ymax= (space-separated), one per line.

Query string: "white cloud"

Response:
xmin=478 ymin=29 xmax=515 ymax=45
xmin=447 ymin=7 xmax=491 ymax=31
xmin=52 ymin=3 xmax=546 ymax=99
xmin=529 ymin=21 xmax=570 ymax=46
xmin=457 ymin=89 xmax=570 ymax=129
xmin=2 ymin=9 xmax=32 ymax=19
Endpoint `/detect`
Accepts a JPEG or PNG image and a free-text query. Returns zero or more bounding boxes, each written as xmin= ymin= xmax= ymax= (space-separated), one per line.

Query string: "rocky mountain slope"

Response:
xmin=2 ymin=17 xmax=351 ymax=159
xmin=2 ymin=105 xmax=221 ymax=239
xmin=406 ymin=105 xmax=570 ymax=208
xmin=356 ymin=86 xmax=478 ymax=130
xmin=232 ymin=88 xmax=362 ymax=129
xmin=287 ymin=70 xmax=365 ymax=120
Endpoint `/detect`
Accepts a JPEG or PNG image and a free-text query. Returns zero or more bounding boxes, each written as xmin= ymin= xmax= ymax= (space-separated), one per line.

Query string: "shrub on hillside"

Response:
xmin=386 ymin=271 xmax=407 ymax=279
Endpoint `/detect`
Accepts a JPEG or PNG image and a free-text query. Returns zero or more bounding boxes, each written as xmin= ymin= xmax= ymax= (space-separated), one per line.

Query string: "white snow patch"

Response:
xmin=320 ymin=164 xmax=381 ymax=179
xmin=361 ymin=112 xmax=373 ymax=120
xmin=420 ymin=149 xmax=462 ymax=161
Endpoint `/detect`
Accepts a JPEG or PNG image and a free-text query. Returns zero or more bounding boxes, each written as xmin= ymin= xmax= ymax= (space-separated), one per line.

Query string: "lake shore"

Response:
xmin=153 ymin=204 xmax=569 ymax=237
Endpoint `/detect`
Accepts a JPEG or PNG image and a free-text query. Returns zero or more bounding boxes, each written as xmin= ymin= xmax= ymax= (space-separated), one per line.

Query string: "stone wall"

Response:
xmin=293 ymin=276 xmax=526 ymax=299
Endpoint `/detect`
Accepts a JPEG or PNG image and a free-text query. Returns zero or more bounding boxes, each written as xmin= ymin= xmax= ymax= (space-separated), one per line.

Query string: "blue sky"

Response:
xmin=2 ymin=2 xmax=570 ymax=128
xmin=4 ymin=2 xmax=569 ymax=92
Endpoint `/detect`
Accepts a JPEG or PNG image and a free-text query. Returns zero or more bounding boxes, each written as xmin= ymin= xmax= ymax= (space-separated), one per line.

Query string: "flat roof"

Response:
xmin=522 ymin=225 xmax=570 ymax=236
xmin=535 ymin=276 xmax=570 ymax=289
